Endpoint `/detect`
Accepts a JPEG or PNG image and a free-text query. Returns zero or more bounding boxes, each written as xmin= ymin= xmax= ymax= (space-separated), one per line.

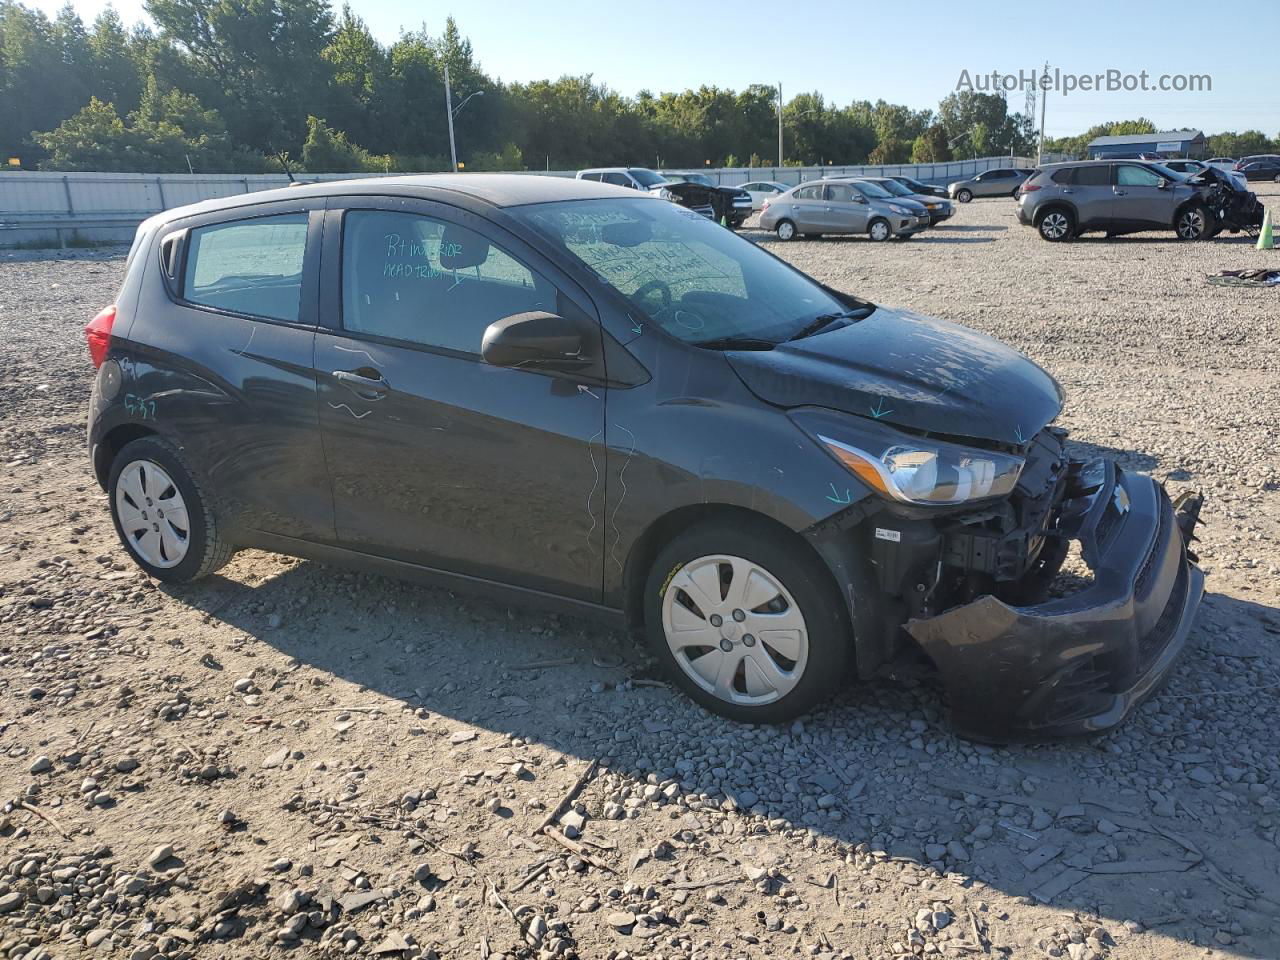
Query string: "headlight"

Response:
xmin=888 ymin=204 xmax=909 ymax=215
xmin=793 ymin=411 xmax=1024 ymax=506
xmin=659 ymin=188 xmax=676 ymax=201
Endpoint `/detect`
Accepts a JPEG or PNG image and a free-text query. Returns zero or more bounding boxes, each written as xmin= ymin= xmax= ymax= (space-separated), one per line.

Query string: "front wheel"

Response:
xmin=868 ymin=218 xmax=891 ymax=242
xmin=108 ymin=436 xmax=234 ymax=582
xmin=956 ymin=188 xmax=973 ymax=203
xmin=644 ymin=520 xmax=850 ymax=724
xmin=775 ymin=219 xmax=796 ymax=241
xmin=1175 ymin=205 xmax=1210 ymax=241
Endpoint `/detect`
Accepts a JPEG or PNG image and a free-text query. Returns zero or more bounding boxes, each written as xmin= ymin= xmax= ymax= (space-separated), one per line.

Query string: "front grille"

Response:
xmin=1134 ymin=495 xmax=1170 ymax=597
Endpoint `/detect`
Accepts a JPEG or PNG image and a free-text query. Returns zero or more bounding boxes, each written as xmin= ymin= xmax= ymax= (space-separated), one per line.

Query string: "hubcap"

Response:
xmin=1178 ymin=211 xmax=1203 ymax=238
xmin=115 ymin=460 xmax=190 ymax=568
xmin=778 ymin=222 xmax=794 ymax=240
xmin=1042 ymin=213 xmax=1068 ymax=238
xmin=661 ymin=554 xmax=809 ymax=706
xmin=871 ymin=222 xmax=888 ymax=241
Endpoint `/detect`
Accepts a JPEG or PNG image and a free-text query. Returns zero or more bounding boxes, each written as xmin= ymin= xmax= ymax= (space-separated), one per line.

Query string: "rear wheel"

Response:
xmin=1037 ymin=208 xmax=1074 ymax=241
xmin=108 ymin=436 xmax=234 ymax=582
xmin=775 ymin=219 xmax=796 ymax=241
xmin=868 ymin=218 xmax=891 ymax=242
xmin=956 ymin=188 xmax=973 ymax=203
xmin=1175 ymin=205 xmax=1210 ymax=241
xmin=644 ymin=520 xmax=850 ymax=724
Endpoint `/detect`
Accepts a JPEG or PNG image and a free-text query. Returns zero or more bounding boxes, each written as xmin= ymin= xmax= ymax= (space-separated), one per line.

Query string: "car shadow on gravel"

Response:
xmin=163 ymin=555 xmax=1280 ymax=955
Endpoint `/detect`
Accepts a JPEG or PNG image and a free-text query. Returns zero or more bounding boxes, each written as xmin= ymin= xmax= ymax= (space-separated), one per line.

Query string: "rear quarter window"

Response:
xmin=182 ymin=213 xmax=308 ymax=322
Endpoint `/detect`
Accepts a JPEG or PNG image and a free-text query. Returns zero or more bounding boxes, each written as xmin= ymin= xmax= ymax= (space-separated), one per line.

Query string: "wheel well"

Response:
xmin=1172 ymin=199 xmax=1206 ymax=225
xmin=620 ymin=504 xmax=835 ymax=637
xmin=1034 ymin=202 xmax=1074 ymax=224
xmin=93 ymin=423 xmax=157 ymax=489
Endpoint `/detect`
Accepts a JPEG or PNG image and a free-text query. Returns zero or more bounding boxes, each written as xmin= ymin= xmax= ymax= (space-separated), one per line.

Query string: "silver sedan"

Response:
xmin=759 ymin=179 xmax=929 ymax=241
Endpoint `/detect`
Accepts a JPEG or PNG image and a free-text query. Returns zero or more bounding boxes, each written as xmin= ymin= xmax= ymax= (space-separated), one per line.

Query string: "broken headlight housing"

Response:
xmin=794 ymin=411 xmax=1024 ymax=506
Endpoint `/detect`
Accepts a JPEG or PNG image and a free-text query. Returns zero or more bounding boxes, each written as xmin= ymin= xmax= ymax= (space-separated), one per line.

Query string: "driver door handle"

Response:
xmin=1114 ymin=189 xmax=1127 ymax=195
xmin=332 ymin=369 xmax=389 ymax=399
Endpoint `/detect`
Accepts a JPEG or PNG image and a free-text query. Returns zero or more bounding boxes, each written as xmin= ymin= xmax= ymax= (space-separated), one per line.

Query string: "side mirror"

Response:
xmin=481 ymin=311 xmax=594 ymax=371
xmin=1156 ymin=179 xmax=1169 ymax=189
xmin=853 ymin=195 xmax=868 ymax=204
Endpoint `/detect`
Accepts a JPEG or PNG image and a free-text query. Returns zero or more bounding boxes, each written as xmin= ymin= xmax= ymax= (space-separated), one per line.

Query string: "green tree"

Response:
xmin=300 ymin=114 xmax=388 ymax=171
xmin=910 ymin=125 xmax=952 ymax=163
xmin=144 ymin=0 xmax=334 ymax=152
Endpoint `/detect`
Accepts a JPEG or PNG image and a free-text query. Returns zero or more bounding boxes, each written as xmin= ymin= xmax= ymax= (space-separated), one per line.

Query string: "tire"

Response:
xmin=108 ymin=436 xmax=234 ymax=583
xmin=775 ymin=219 xmax=796 ymax=241
xmin=956 ymin=188 xmax=973 ymax=203
xmin=644 ymin=519 xmax=851 ymax=724
xmin=1037 ymin=208 xmax=1074 ymax=242
xmin=868 ymin=218 xmax=891 ymax=242
xmin=1175 ymin=204 xmax=1210 ymax=241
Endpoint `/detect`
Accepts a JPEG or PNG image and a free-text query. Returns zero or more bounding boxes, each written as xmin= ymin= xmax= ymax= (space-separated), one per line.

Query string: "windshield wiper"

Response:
xmin=787 ymin=305 xmax=875 ymax=342
xmin=693 ymin=336 xmax=778 ymax=351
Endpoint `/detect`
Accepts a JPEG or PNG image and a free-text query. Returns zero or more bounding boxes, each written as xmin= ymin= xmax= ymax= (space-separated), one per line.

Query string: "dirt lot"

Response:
xmin=2 ymin=185 xmax=1279 ymax=960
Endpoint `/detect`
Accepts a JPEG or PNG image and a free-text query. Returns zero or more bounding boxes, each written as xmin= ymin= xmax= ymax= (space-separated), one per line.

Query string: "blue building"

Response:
xmin=1086 ymin=130 xmax=1208 ymax=160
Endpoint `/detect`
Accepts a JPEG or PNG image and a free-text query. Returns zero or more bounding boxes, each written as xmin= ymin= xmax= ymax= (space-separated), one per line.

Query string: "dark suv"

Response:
xmin=85 ymin=174 xmax=1204 ymax=740
xmin=1015 ymin=159 xmax=1260 ymax=241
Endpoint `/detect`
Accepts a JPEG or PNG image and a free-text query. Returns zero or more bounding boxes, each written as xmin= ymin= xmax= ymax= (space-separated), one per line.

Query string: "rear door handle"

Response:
xmin=1061 ymin=188 xmax=1073 ymax=194
xmin=1114 ymin=189 xmax=1127 ymax=195
xmin=332 ymin=369 xmax=389 ymax=399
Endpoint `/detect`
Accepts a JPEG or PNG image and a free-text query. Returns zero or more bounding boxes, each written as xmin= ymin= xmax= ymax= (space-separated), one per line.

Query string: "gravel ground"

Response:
xmin=1 ymin=186 xmax=1279 ymax=960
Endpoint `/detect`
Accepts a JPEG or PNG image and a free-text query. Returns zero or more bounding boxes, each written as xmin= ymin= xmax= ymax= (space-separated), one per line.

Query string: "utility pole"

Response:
xmin=777 ymin=82 xmax=784 ymax=167
xmin=445 ymin=64 xmax=458 ymax=173
xmin=1037 ymin=62 xmax=1048 ymax=164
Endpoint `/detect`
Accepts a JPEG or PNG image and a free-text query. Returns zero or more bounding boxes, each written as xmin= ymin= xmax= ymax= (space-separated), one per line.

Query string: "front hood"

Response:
xmin=725 ymin=306 xmax=1063 ymax=446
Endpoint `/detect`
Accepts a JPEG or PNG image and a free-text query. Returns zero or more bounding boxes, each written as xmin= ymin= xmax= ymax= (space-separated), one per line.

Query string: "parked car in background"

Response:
xmin=857 ymin=177 xmax=954 ymax=224
xmin=576 ymin=166 xmax=669 ymax=192
xmin=740 ymin=180 xmax=790 ymax=210
xmin=659 ymin=171 xmax=753 ymax=226
xmin=1015 ymin=160 xmax=1263 ymax=241
xmin=947 ymin=168 xmax=1032 ymax=202
xmin=888 ymin=175 xmax=948 ymax=198
xmin=760 ymin=179 xmax=929 ymax=241
xmin=1205 ymin=157 xmax=1237 ymax=170
xmin=1162 ymin=159 xmax=1247 ymax=190
xmin=1236 ymin=157 xmax=1280 ymax=182
xmin=86 ymin=172 xmax=1205 ymax=737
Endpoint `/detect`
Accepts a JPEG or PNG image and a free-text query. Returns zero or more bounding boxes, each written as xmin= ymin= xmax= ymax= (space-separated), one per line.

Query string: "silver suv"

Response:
xmin=1015 ymin=160 xmax=1218 ymax=242
xmin=947 ymin=167 xmax=1032 ymax=202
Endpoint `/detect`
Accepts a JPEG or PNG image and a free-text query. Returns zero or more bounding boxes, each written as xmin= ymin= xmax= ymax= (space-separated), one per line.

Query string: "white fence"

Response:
xmin=0 ymin=157 xmax=1034 ymax=248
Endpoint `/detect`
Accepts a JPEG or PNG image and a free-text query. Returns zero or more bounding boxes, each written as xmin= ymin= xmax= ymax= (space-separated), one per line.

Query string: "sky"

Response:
xmin=27 ymin=0 xmax=1280 ymax=138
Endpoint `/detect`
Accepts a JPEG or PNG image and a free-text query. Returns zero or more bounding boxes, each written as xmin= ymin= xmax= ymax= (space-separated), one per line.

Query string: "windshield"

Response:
xmin=851 ymin=180 xmax=892 ymax=199
xmin=873 ymin=179 xmax=914 ymax=197
xmin=628 ymin=168 xmax=667 ymax=188
xmin=513 ymin=197 xmax=852 ymax=347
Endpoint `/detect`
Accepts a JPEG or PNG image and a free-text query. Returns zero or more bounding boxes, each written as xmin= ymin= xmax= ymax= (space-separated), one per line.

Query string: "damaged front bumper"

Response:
xmin=906 ymin=460 xmax=1204 ymax=742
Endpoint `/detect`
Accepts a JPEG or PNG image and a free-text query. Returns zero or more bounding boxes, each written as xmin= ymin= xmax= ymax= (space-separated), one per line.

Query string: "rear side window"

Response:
xmin=795 ymin=185 xmax=821 ymax=200
xmin=341 ymin=210 xmax=555 ymax=354
xmin=580 ymin=172 xmax=603 ymax=181
xmin=1050 ymin=169 xmax=1074 ymax=184
xmin=182 ymin=213 xmax=308 ymax=322
xmin=1072 ymin=165 xmax=1110 ymax=186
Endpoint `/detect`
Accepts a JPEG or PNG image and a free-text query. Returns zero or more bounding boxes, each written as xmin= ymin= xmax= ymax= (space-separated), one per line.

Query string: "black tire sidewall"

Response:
xmin=108 ymin=437 xmax=211 ymax=583
xmin=642 ymin=521 xmax=850 ymax=724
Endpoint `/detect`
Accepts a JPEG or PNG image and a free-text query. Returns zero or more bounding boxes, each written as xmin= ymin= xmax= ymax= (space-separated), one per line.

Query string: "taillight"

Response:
xmin=1020 ymin=183 xmax=1042 ymax=194
xmin=761 ymin=199 xmax=771 ymax=210
xmin=85 ymin=305 xmax=117 ymax=368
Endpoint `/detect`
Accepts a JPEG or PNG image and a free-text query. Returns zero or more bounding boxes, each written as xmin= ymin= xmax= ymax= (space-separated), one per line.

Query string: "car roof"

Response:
xmin=148 ymin=173 xmax=630 ymax=225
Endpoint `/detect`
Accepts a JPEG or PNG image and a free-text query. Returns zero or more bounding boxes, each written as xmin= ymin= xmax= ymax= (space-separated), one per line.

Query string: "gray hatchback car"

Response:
xmin=760 ymin=179 xmax=929 ymax=241
xmin=1015 ymin=160 xmax=1216 ymax=241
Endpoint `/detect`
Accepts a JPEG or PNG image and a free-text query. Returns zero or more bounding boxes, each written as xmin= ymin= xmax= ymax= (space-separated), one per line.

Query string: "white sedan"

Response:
xmin=739 ymin=180 xmax=790 ymax=211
